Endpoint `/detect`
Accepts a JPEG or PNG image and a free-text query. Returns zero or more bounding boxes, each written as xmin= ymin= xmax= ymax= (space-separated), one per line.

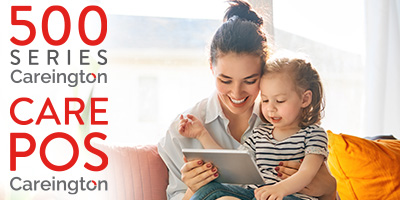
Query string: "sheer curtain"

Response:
xmin=364 ymin=0 xmax=400 ymax=137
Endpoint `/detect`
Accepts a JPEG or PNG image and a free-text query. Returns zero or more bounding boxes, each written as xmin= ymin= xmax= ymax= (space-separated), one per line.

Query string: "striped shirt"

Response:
xmin=244 ymin=124 xmax=328 ymax=200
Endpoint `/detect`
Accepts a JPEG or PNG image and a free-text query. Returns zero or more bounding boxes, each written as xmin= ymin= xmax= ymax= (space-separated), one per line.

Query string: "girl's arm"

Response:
xmin=255 ymin=154 xmax=325 ymax=199
xmin=179 ymin=114 xmax=222 ymax=149
xmin=277 ymin=154 xmax=325 ymax=195
xmin=276 ymin=161 xmax=337 ymax=199
xmin=196 ymin=129 xmax=222 ymax=149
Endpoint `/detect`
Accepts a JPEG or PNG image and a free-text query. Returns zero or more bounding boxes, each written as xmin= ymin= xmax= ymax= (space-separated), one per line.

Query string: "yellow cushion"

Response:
xmin=327 ymin=130 xmax=400 ymax=200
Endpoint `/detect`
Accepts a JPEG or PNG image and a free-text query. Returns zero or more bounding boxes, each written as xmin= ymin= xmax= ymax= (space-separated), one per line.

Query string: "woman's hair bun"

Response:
xmin=224 ymin=0 xmax=263 ymax=27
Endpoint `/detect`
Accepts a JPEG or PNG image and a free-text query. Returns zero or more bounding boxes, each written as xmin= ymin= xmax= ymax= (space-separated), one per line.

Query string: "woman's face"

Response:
xmin=212 ymin=53 xmax=262 ymax=116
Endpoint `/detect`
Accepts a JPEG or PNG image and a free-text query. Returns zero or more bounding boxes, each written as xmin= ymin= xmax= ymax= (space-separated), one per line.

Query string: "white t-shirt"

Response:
xmin=157 ymin=92 xmax=263 ymax=200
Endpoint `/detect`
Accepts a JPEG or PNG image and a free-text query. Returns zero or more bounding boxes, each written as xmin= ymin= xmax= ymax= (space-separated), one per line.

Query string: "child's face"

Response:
xmin=260 ymin=72 xmax=307 ymax=131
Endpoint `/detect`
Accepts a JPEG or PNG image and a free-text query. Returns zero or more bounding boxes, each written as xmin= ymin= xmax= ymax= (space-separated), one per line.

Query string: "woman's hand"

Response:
xmin=180 ymin=157 xmax=219 ymax=193
xmin=275 ymin=161 xmax=337 ymax=199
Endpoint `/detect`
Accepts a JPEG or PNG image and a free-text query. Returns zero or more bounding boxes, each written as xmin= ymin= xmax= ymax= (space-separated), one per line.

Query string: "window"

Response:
xmin=273 ymin=0 xmax=365 ymax=136
xmin=90 ymin=0 xmax=228 ymax=145
xmin=92 ymin=0 xmax=367 ymax=145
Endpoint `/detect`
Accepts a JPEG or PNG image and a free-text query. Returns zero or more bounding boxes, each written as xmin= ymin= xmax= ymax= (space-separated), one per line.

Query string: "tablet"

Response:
xmin=182 ymin=149 xmax=264 ymax=184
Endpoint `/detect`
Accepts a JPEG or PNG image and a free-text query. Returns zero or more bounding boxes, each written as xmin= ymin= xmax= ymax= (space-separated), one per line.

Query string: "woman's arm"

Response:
xmin=276 ymin=126 xmax=337 ymax=199
xmin=182 ymin=188 xmax=194 ymax=200
xmin=276 ymin=160 xmax=337 ymax=199
xmin=309 ymin=162 xmax=337 ymax=200
xmin=254 ymin=154 xmax=325 ymax=199
xmin=278 ymin=154 xmax=325 ymax=194
xmin=158 ymin=116 xmax=202 ymax=200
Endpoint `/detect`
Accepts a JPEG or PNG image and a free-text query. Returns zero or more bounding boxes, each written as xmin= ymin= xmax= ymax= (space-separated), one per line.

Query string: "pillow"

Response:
xmin=99 ymin=144 xmax=168 ymax=200
xmin=327 ymin=130 xmax=400 ymax=200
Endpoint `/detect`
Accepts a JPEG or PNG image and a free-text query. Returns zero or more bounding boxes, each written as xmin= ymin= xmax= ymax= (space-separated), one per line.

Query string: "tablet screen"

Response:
xmin=182 ymin=149 xmax=264 ymax=184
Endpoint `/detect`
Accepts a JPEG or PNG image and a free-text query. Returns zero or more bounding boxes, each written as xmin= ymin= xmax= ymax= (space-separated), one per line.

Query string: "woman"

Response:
xmin=157 ymin=1 xmax=337 ymax=200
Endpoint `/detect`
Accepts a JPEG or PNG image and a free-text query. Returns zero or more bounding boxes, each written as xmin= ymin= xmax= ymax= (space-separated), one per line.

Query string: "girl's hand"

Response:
xmin=178 ymin=114 xmax=208 ymax=139
xmin=254 ymin=184 xmax=286 ymax=200
xmin=180 ymin=156 xmax=219 ymax=193
xmin=275 ymin=161 xmax=336 ymax=198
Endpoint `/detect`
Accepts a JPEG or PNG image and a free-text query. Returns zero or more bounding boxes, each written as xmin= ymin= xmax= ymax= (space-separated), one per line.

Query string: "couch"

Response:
xmin=100 ymin=145 xmax=168 ymax=200
xmin=103 ymin=131 xmax=400 ymax=200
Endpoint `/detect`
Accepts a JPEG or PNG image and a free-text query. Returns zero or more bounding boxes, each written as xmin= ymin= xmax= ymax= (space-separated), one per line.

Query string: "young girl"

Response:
xmin=179 ymin=52 xmax=328 ymax=200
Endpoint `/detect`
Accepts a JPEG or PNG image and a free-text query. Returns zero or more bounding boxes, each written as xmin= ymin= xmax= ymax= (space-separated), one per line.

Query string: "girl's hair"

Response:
xmin=265 ymin=52 xmax=325 ymax=127
xmin=210 ymin=0 xmax=269 ymax=72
